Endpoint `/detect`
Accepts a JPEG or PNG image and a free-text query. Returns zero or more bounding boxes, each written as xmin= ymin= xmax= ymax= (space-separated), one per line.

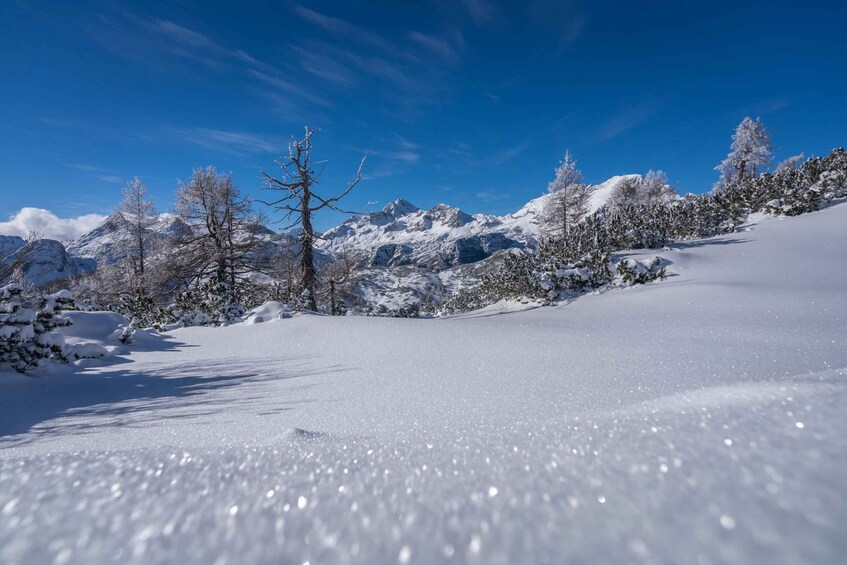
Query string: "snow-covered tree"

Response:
xmin=641 ymin=170 xmax=677 ymax=206
xmin=714 ymin=117 xmax=773 ymax=192
xmin=116 ymin=177 xmax=158 ymax=297
xmin=260 ymin=128 xmax=365 ymax=312
xmin=171 ymin=166 xmax=264 ymax=299
xmin=542 ymin=150 xmax=589 ymax=240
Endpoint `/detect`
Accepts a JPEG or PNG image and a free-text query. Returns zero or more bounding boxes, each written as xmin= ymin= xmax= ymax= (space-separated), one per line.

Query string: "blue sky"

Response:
xmin=1 ymin=0 xmax=845 ymax=235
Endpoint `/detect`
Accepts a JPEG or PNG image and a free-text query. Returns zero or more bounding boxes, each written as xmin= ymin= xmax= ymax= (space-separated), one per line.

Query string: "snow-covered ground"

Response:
xmin=1 ymin=204 xmax=846 ymax=564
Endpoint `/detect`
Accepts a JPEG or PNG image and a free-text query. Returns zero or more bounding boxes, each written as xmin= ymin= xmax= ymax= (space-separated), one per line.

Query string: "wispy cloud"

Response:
xmin=246 ymin=68 xmax=333 ymax=108
xmin=527 ymin=1 xmax=588 ymax=49
xmin=40 ymin=117 xmax=145 ymax=141
xmin=65 ymin=163 xmax=110 ymax=173
xmin=0 ymin=208 xmax=107 ymax=241
xmin=396 ymin=136 xmax=421 ymax=150
xmin=594 ymin=99 xmax=665 ymax=142
xmin=291 ymin=5 xmax=390 ymax=49
xmin=446 ymin=142 xmax=473 ymax=158
xmin=286 ymin=44 xmax=356 ymax=85
xmin=174 ymin=128 xmax=281 ymax=155
xmin=408 ymin=31 xmax=463 ymax=65
xmin=63 ymin=162 xmax=124 ymax=185
xmin=743 ymin=98 xmax=792 ymax=115
xmin=388 ymin=151 xmax=421 ymax=164
xmin=462 ymin=0 xmax=496 ymax=24
xmin=488 ymin=141 xmax=532 ymax=164
xmin=560 ymin=14 xmax=587 ymax=46
xmin=475 ymin=190 xmax=508 ymax=202
xmin=87 ymin=14 xmax=324 ymax=117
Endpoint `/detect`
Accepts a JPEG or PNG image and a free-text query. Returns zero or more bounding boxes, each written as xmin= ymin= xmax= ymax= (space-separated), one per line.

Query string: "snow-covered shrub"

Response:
xmin=112 ymin=292 xmax=160 ymax=330
xmin=165 ymin=276 xmax=245 ymax=327
xmin=0 ymin=286 xmax=77 ymax=372
xmin=818 ymin=169 xmax=847 ymax=201
xmin=615 ymin=257 xmax=666 ymax=285
xmin=535 ymin=243 xmax=613 ymax=299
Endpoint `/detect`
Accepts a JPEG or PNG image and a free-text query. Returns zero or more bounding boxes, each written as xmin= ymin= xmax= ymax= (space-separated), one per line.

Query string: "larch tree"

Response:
xmin=171 ymin=166 xmax=263 ymax=300
xmin=542 ymin=150 xmax=590 ymax=241
xmin=714 ymin=117 xmax=773 ymax=192
xmin=116 ymin=177 xmax=157 ymax=297
xmin=641 ymin=170 xmax=676 ymax=206
xmin=260 ymin=128 xmax=365 ymax=312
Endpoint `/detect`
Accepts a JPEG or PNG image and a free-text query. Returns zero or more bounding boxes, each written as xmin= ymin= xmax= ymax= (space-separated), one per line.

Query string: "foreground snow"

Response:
xmin=1 ymin=205 xmax=847 ymax=564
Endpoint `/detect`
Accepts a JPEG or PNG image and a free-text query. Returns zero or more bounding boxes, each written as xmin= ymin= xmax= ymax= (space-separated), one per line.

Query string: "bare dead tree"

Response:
xmin=260 ymin=128 xmax=365 ymax=311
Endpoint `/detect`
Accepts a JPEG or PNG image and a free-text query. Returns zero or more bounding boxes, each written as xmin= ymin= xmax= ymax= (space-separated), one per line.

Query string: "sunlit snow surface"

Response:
xmin=2 ymin=205 xmax=847 ymax=564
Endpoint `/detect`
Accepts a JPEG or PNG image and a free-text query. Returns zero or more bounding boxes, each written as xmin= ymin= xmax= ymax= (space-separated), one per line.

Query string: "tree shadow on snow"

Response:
xmin=0 ymin=351 xmax=349 ymax=446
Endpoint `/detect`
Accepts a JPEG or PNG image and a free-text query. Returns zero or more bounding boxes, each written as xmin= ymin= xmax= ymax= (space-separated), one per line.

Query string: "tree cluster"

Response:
xmin=62 ymin=129 xmax=366 ymax=328
xmin=446 ymin=144 xmax=847 ymax=313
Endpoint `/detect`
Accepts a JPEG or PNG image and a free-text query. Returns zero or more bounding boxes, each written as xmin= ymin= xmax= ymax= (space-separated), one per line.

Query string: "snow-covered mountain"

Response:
xmin=320 ymin=199 xmax=532 ymax=270
xmin=0 ymin=235 xmax=95 ymax=286
xmin=319 ymin=175 xmax=643 ymax=271
xmin=65 ymin=212 xmax=193 ymax=265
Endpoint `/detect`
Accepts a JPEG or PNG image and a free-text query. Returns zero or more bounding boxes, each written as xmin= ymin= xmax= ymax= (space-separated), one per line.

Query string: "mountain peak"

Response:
xmin=381 ymin=199 xmax=419 ymax=217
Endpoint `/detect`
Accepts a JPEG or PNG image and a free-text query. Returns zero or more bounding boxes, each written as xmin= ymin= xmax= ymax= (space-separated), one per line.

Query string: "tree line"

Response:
xmin=63 ymin=128 xmax=365 ymax=327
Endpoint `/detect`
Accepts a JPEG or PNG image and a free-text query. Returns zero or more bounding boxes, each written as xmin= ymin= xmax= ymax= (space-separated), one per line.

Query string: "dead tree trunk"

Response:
xmin=260 ymin=128 xmax=365 ymax=312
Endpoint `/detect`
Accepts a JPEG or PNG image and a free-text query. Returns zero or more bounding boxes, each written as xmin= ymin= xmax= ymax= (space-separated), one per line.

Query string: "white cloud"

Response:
xmin=0 ymin=208 xmax=106 ymax=241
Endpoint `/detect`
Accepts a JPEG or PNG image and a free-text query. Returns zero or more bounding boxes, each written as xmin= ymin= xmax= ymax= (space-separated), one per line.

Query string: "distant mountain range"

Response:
xmin=1 ymin=175 xmax=650 ymax=306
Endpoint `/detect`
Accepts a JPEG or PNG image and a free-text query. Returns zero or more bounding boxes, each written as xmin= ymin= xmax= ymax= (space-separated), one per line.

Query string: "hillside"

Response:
xmin=1 ymin=203 xmax=845 ymax=564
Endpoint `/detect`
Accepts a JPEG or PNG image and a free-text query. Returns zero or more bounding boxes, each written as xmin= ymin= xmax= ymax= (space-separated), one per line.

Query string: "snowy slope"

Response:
xmin=1 ymin=203 xmax=846 ymax=564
